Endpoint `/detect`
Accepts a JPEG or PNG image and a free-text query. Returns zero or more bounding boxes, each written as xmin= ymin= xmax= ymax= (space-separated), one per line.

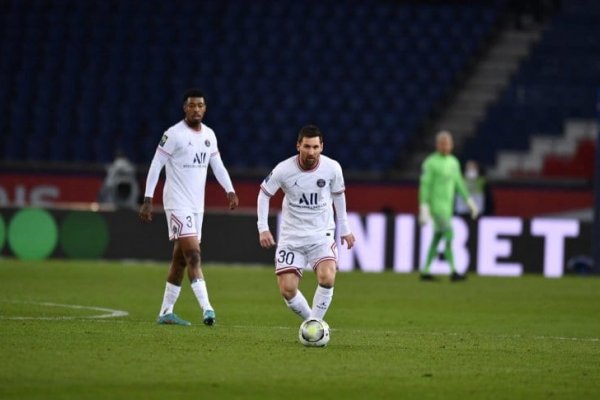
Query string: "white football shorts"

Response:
xmin=274 ymin=236 xmax=337 ymax=277
xmin=165 ymin=210 xmax=204 ymax=242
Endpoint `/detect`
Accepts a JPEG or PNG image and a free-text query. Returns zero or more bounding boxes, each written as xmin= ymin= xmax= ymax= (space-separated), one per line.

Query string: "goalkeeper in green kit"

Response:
xmin=419 ymin=131 xmax=479 ymax=281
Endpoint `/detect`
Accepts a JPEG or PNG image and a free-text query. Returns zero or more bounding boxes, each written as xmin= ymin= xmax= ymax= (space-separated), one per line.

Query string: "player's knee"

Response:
xmin=279 ymin=285 xmax=297 ymax=300
xmin=318 ymin=274 xmax=335 ymax=288
xmin=173 ymin=253 xmax=186 ymax=269
xmin=316 ymin=264 xmax=336 ymax=287
xmin=172 ymin=244 xmax=187 ymax=268
xmin=183 ymin=249 xmax=201 ymax=266
xmin=278 ymin=280 xmax=298 ymax=300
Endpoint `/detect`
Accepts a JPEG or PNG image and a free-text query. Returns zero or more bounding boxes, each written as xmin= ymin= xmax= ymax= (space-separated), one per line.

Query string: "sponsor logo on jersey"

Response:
xmin=291 ymin=191 xmax=326 ymax=209
xmin=317 ymin=179 xmax=326 ymax=188
xmin=299 ymin=192 xmax=318 ymax=205
xmin=182 ymin=152 xmax=208 ymax=169
xmin=159 ymin=134 xmax=169 ymax=147
xmin=193 ymin=152 xmax=206 ymax=164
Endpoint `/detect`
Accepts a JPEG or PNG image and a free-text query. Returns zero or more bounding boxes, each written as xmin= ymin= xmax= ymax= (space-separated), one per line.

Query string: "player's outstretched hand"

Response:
xmin=139 ymin=201 xmax=153 ymax=222
xmin=259 ymin=231 xmax=276 ymax=248
xmin=341 ymin=233 xmax=355 ymax=249
xmin=227 ymin=192 xmax=239 ymax=210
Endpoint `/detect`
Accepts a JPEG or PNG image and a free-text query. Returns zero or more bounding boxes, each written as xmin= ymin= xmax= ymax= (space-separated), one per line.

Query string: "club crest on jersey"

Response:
xmin=317 ymin=179 xmax=326 ymax=188
xmin=205 ymin=140 xmax=211 ymax=147
xmin=159 ymin=134 xmax=169 ymax=147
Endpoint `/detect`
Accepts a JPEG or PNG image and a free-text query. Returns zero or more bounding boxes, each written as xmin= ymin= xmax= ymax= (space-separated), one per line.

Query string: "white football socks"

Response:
xmin=191 ymin=278 xmax=213 ymax=311
xmin=285 ymin=291 xmax=311 ymax=320
xmin=159 ymin=282 xmax=181 ymax=316
xmin=310 ymin=285 xmax=334 ymax=320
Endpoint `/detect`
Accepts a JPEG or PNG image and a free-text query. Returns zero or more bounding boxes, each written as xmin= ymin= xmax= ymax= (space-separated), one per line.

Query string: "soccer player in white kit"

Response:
xmin=257 ymin=125 xmax=355 ymax=322
xmin=139 ymin=89 xmax=239 ymax=326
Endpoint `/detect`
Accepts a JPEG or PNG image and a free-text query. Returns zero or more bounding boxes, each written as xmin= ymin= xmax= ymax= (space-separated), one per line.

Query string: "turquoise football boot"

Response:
xmin=157 ymin=313 xmax=191 ymax=326
xmin=203 ymin=309 xmax=216 ymax=326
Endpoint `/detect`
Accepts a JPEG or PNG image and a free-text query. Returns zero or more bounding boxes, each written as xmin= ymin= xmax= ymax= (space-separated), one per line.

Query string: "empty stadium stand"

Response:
xmin=0 ymin=0 xmax=504 ymax=173
xmin=463 ymin=0 xmax=600 ymax=179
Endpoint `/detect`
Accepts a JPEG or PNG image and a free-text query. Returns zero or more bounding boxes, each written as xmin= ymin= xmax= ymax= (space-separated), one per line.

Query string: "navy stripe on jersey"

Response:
xmin=260 ymin=185 xmax=274 ymax=197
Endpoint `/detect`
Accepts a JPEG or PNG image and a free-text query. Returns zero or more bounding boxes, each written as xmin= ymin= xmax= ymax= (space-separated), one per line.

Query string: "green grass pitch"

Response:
xmin=0 ymin=260 xmax=599 ymax=399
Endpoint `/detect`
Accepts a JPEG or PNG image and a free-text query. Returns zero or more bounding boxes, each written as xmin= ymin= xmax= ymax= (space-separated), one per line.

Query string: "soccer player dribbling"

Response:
xmin=139 ymin=89 xmax=239 ymax=326
xmin=257 ymin=125 xmax=355 ymax=323
xmin=418 ymin=130 xmax=479 ymax=281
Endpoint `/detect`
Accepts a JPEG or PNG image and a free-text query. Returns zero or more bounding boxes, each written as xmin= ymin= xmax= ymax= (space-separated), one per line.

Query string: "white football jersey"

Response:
xmin=260 ymin=154 xmax=346 ymax=246
xmin=156 ymin=121 xmax=220 ymax=212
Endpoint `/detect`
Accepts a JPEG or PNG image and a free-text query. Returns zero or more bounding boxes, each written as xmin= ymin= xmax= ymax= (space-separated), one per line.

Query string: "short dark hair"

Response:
xmin=297 ymin=124 xmax=323 ymax=143
xmin=183 ymin=88 xmax=205 ymax=103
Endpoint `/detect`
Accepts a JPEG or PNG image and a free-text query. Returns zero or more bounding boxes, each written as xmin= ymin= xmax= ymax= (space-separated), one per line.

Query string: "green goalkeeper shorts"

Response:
xmin=432 ymin=214 xmax=453 ymax=233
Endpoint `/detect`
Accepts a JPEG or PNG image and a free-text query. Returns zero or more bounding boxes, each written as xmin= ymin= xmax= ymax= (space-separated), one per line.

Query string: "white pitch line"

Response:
xmin=1 ymin=308 xmax=597 ymax=343
xmin=0 ymin=300 xmax=129 ymax=320
xmin=228 ymin=324 xmax=599 ymax=342
xmin=528 ymin=335 xmax=598 ymax=342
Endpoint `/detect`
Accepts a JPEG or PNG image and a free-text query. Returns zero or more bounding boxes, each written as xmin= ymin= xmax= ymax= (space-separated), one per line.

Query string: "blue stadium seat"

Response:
xmin=1 ymin=0 xmax=503 ymax=171
xmin=464 ymin=0 xmax=600 ymax=167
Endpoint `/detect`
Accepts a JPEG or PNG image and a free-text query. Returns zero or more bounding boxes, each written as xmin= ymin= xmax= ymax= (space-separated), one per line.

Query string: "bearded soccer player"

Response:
xmin=419 ymin=131 xmax=479 ymax=281
xmin=140 ymin=89 xmax=239 ymax=326
xmin=257 ymin=125 xmax=355 ymax=322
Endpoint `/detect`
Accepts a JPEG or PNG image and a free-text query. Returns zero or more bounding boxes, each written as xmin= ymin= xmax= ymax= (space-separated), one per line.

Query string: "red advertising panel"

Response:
xmin=0 ymin=173 xmax=104 ymax=205
xmin=0 ymin=172 xmax=593 ymax=217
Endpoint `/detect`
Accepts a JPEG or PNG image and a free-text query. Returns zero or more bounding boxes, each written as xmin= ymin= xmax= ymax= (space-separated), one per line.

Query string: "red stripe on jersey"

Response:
xmin=276 ymin=267 xmax=303 ymax=277
xmin=295 ymin=155 xmax=320 ymax=172
xmin=210 ymin=151 xmax=219 ymax=157
xmin=170 ymin=214 xmax=183 ymax=230
xmin=313 ymin=257 xmax=336 ymax=271
xmin=332 ymin=189 xmax=345 ymax=195
xmin=170 ymin=232 xmax=198 ymax=241
xmin=157 ymin=147 xmax=172 ymax=157
xmin=169 ymin=234 xmax=198 ymax=240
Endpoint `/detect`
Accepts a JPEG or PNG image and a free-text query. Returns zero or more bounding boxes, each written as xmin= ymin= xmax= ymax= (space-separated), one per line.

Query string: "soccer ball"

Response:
xmin=298 ymin=318 xmax=330 ymax=347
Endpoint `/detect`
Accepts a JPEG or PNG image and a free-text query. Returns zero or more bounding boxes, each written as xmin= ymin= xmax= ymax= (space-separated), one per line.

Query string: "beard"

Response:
xmin=185 ymin=116 xmax=202 ymax=128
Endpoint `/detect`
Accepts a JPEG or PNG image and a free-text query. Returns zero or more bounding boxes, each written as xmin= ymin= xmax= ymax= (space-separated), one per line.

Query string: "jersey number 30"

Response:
xmin=277 ymin=250 xmax=295 ymax=265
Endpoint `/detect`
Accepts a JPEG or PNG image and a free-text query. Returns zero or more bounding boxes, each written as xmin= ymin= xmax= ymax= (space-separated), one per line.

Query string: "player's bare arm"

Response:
xmin=259 ymin=230 xmax=276 ymax=248
xmin=227 ymin=192 xmax=239 ymax=210
xmin=341 ymin=233 xmax=355 ymax=249
xmin=139 ymin=197 xmax=153 ymax=222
